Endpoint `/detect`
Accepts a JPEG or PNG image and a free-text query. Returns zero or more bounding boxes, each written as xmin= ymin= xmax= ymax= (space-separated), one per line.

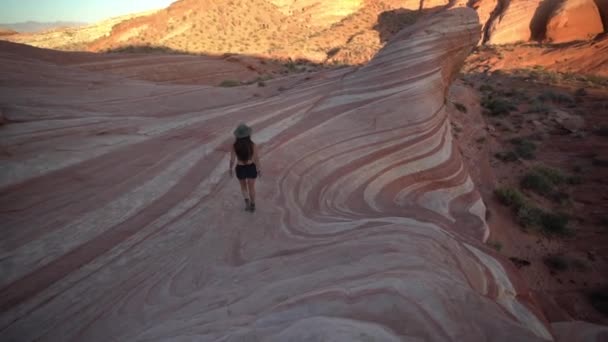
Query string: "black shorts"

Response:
xmin=235 ymin=163 xmax=258 ymax=180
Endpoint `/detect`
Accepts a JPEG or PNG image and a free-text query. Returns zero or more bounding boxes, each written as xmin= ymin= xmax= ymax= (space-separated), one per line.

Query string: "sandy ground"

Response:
xmin=449 ymin=47 xmax=608 ymax=325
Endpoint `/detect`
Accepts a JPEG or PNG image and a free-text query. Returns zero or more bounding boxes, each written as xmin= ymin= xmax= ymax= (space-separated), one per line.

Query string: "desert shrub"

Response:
xmin=589 ymin=290 xmax=608 ymax=315
xmin=516 ymin=205 xmax=544 ymax=228
xmin=284 ymin=59 xmax=298 ymax=72
xmin=219 ymin=80 xmax=240 ymax=87
xmin=521 ymin=172 xmax=554 ymax=196
xmin=529 ymin=100 xmax=551 ymax=114
xmin=540 ymin=212 xmax=569 ymax=235
xmin=571 ymin=258 xmax=589 ymax=272
xmin=535 ymin=166 xmax=566 ymax=184
xmin=592 ymin=157 xmax=608 ymax=167
xmin=482 ymin=97 xmax=517 ymax=116
xmin=594 ymin=126 xmax=608 ymax=136
xmin=487 ymin=241 xmax=502 ymax=251
xmin=495 ymin=187 xmax=525 ymax=209
xmin=495 ymin=151 xmax=518 ymax=162
xmin=566 ymin=175 xmax=583 ymax=185
xmin=479 ymin=84 xmax=494 ymax=92
xmin=544 ymin=255 xmax=568 ymax=271
xmin=538 ymin=90 xmax=574 ymax=104
xmin=454 ymin=102 xmax=467 ymax=113
xmin=257 ymin=81 xmax=266 ymax=87
xmin=511 ymin=138 xmax=536 ymax=159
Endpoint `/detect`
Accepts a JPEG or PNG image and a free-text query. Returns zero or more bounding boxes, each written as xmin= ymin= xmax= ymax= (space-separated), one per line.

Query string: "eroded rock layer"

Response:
xmin=486 ymin=0 xmax=542 ymax=44
xmin=0 ymin=8 xmax=556 ymax=341
xmin=545 ymin=0 xmax=604 ymax=43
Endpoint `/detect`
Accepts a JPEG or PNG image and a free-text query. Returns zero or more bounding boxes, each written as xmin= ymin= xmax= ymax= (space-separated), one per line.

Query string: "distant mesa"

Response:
xmin=0 ymin=21 xmax=87 ymax=33
xmin=1 ymin=0 xmax=607 ymax=65
xmin=0 ymin=27 xmax=18 ymax=36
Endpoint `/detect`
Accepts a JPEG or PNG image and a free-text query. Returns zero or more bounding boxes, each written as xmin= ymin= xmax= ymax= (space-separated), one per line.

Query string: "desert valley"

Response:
xmin=1 ymin=0 xmax=608 ymax=341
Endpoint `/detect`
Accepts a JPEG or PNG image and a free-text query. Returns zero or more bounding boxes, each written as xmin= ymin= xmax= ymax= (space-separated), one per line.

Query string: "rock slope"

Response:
xmin=0 ymin=8 xmax=569 ymax=341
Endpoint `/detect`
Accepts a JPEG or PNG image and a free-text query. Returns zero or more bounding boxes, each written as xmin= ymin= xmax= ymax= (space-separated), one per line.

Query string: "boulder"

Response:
xmin=546 ymin=0 xmax=604 ymax=43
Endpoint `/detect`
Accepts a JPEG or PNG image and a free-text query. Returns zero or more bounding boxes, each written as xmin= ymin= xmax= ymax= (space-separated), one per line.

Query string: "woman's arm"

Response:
xmin=253 ymin=144 xmax=261 ymax=175
xmin=229 ymin=148 xmax=235 ymax=177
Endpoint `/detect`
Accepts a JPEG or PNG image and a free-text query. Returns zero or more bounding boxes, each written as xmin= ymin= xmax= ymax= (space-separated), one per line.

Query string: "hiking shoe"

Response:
xmin=249 ymin=202 xmax=256 ymax=213
xmin=244 ymin=198 xmax=251 ymax=211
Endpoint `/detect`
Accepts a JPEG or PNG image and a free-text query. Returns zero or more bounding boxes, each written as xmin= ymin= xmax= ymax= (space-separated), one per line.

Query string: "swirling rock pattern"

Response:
xmin=0 ymin=8 xmax=557 ymax=341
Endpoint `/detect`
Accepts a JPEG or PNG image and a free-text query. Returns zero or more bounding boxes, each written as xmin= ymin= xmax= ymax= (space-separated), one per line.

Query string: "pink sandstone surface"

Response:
xmin=1 ymin=7 xmax=604 ymax=341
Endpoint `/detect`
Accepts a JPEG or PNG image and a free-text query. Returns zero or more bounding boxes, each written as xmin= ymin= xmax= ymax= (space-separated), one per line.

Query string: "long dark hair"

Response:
xmin=234 ymin=136 xmax=254 ymax=162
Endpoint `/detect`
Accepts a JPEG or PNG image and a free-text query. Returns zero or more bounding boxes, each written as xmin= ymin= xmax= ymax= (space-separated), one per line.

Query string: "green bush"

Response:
xmin=529 ymin=100 xmax=551 ymax=114
xmin=487 ymin=241 xmax=502 ymax=251
xmin=594 ymin=126 xmax=608 ymax=136
xmin=495 ymin=187 xmax=525 ymax=209
xmin=540 ymin=212 xmax=569 ymax=235
xmin=482 ymin=97 xmax=517 ymax=116
xmin=521 ymin=172 xmax=554 ymax=196
xmin=592 ymin=157 xmax=608 ymax=167
xmin=495 ymin=151 xmax=518 ymax=162
xmin=589 ymin=290 xmax=608 ymax=315
xmin=544 ymin=255 xmax=568 ymax=271
xmin=535 ymin=166 xmax=566 ymax=184
xmin=511 ymin=138 xmax=536 ymax=159
xmin=219 ymin=80 xmax=240 ymax=87
xmin=538 ymin=90 xmax=574 ymax=104
xmin=516 ymin=205 xmax=544 ymax=228
xmin=479 ymin=84 xmax=494 ymax=92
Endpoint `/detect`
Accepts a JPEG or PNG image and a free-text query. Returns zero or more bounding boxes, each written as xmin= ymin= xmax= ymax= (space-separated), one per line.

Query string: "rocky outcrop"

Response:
xmin=0 ymin=8 xmax=564 ymax=341
xmin=486 ymin=0 xmax=543 ymax=45
xmin=596 ymin=0 xmax=608 ymax=31
xmin=468 ymin=0 xmax=499 ymax=43
xmin=546 ymin=0 xmax=604 ymax=43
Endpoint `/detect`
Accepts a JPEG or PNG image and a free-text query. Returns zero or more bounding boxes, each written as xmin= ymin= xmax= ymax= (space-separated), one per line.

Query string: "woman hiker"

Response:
xmin=229 ymin=123 xmax=261 ymax=212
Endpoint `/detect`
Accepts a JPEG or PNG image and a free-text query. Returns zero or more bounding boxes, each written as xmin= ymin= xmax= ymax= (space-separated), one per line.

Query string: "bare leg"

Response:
xmin=246 ymin=179 xmax=256 ymax=206
xmin=239 ymin=179 xmax=249 ymax=200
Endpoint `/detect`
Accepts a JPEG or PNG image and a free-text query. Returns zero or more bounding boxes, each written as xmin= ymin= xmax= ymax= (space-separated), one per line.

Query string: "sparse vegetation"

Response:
xmin=521 ymin=171 xmax=554 ymax=195
xmin=592 ymin=157 xmax=608 ymax=167
xmin=479 ymin=84 xmax=494 ymax=92
xmin=510 ymin=138 xmax=536 ymax=160
xmin=482 ymin=97 xmax=517 ymax=116
xmin=540 ymin=212 xmax=569 ymax=235
xmin=528 ymin=100 xmax=550 ymax=114
xmin=520 ymin=166 xmax=569 ymax=197
xmin=516 ymin=204 xmax=544 ymax=228
xmin=494 ymin=186 xmax=570 ymax=235
xmin=495 ymin=187 xmax=526 ymax=208
xmin=544 ymin=255 xmax=568 ymax=271
xmin=594 ymin=126 xmax=608 ymax=137
xmin=538 ymin=90 xmax=574 ymax=104
xmin=487 ymin=240 xmax=502 ymax=251
xmin=495 ymin=151 xmax=518 ymax=162
xmin=574 ymin=88 xmax=587 ymax=97
xmin=589 ymin=290 xmax=608 ymax=315
xmin=219 ymin=79 xmax=240 ymax=87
